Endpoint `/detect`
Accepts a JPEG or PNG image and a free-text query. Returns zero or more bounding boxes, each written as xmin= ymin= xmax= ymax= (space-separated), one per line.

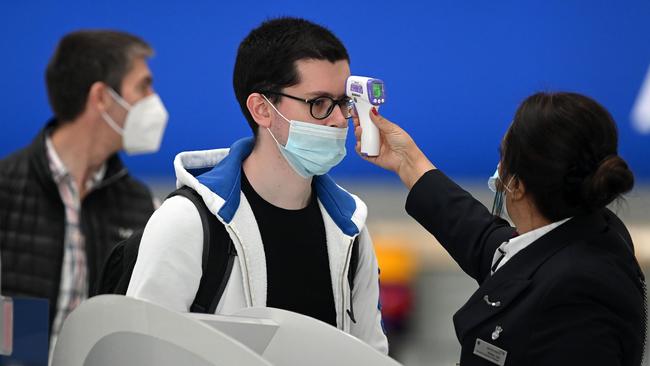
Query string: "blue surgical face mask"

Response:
xmin=262 ymin=95 xmax=348 ymax=178
xmin=488 ymin=165 xmax=515 ymax=220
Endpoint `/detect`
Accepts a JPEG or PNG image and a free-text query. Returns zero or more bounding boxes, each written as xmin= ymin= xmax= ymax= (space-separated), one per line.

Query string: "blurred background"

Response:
xmin=1 ymin=1 xmax=649 ymax=364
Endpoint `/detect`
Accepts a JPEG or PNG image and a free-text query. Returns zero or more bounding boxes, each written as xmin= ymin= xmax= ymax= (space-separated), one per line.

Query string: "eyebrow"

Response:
xmin=304 ymin=91 xmax=348 ymax=99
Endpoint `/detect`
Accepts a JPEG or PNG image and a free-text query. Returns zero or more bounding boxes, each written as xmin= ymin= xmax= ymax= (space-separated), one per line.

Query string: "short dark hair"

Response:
xmin=501 ymin=92 xmax=634 ymax=221
xmin=45 ymin=30 xmax=153 ymax=122
xmin=233 ymin=17 xmax=350 ymax=135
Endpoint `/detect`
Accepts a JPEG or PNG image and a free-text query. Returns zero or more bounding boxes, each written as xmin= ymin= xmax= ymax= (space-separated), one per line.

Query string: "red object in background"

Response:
xmin=380 ymin=282 xmax=413 ymax=332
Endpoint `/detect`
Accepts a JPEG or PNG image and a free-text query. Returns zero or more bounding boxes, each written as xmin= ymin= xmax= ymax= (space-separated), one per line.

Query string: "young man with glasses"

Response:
xmin=127 ymin=17 xmax=388 ymax=353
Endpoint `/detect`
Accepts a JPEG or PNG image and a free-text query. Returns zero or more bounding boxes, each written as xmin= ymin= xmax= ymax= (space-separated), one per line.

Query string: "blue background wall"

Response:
xmin=1 ymin=0 xmax=649 ymax=182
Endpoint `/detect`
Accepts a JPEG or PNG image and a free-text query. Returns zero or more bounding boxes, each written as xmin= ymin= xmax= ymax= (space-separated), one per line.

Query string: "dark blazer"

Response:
xmin=406 ymin=170 xmax=644 ymax=366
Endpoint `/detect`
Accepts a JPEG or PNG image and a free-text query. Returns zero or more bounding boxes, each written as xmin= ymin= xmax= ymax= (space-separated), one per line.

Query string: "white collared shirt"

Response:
xmin=491 ymin=217 xmax=572 ymax=274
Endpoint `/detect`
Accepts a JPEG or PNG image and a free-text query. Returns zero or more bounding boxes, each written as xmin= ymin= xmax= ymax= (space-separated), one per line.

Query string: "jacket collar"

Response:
xmin=179 ymin=137 xmax=364 ymax=236
xmin=488 ymin=211 xmax=606 ymax=283
xmin=27 ymin=119 xmax=128 ymax=198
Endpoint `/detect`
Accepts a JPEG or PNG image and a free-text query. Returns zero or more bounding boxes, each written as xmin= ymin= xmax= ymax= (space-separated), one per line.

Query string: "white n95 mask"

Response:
xmin=101 ymin=88 xmax=169 ymax=155
xmin=262 ymin=95 xmax=348 ymax=178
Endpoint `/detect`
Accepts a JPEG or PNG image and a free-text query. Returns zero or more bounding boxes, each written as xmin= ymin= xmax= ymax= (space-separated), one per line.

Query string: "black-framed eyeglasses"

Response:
xmin=260 ymin=91 xmax=353 ymax=120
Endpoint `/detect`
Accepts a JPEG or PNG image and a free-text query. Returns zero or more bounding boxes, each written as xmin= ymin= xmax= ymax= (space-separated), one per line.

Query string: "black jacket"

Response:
xmin=0 ymin=123 xmax=155 ymax=328
xmin=406 ymin=169 xmax=644 ymax=366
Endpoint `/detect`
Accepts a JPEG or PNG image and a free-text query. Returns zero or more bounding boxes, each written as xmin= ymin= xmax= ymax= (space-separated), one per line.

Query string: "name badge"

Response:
xmin=473 ymin=338 xmax=507 ymax=365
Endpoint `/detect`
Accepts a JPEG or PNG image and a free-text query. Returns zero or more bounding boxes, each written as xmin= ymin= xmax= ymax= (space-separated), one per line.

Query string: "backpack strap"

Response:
xmin=346 ymin=237 xmax=360 ymax=324
xmin=167 ymin=186 xmax=236 ymax=314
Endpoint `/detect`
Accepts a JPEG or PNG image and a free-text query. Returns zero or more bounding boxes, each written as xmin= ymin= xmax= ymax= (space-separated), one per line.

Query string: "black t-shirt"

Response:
xmin=241 ymin=171 xmax=337 ymax=327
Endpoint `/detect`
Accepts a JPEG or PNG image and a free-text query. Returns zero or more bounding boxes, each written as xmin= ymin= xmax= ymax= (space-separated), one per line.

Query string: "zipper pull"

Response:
xmin=346 ymin=309 xmax=357 ymax=324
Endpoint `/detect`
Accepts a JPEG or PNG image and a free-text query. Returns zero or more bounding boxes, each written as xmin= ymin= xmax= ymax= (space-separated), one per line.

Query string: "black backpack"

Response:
xmin=96 ymin=186 xmax=237 ymax=313
xmin=96 ymin=186 xmax=360 ymax=316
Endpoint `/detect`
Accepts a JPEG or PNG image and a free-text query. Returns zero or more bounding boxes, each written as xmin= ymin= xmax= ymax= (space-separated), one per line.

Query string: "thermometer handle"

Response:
xmin=356 ymin=102 xmax=380 ymax=156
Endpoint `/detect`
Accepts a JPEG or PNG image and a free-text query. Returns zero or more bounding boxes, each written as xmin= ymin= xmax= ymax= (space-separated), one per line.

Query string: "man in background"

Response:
xmin=0 ymin=29 xmax=168 ymax=344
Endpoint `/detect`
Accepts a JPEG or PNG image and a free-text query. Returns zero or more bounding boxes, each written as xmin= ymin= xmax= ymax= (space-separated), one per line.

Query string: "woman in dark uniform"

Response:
xmin=355 ymin=92 xmax=645 ymax=365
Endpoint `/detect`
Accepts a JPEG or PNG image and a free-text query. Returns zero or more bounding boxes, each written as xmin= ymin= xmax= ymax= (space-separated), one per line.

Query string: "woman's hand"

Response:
xmin=353 ymin=108 xmax=436 ymax=189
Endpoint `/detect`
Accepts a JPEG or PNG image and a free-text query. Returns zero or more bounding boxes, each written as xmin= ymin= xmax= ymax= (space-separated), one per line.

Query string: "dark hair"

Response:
xmin=233 ymin=17 xmax=350 ymax=135
xmin=501 ymin=92 xmax=634 ymax=221
xmin=45 ymin=30 xmax=153 ymax=122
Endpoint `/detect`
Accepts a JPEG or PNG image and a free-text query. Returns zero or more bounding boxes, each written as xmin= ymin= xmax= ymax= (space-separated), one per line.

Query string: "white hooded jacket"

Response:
xmin=127 ymin=137 xmax=388 ymax=354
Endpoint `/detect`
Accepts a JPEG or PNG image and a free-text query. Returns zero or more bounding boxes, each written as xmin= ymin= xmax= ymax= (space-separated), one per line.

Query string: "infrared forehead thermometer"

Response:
xmin=346 ymin=76 xmax=386 ymax=156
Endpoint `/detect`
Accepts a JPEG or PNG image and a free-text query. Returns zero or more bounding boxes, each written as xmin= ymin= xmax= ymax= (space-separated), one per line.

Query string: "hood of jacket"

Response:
xmin=173 ymin=137 xmax=367 ymax=236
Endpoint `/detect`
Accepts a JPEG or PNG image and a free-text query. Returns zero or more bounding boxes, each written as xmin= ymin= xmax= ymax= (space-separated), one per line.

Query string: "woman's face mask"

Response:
xmin=101 ymin=87 xmax=169 ymax=155
xmin=488 ymin=166 xmax=515 ymax=220
xmin=262 ymin=95 xmax=348 ymax=178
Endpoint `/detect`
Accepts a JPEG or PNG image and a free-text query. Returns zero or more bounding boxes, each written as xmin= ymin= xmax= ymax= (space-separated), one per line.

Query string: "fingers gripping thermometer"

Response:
xmin=346 ymin=76 xmax=386 ymax=156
